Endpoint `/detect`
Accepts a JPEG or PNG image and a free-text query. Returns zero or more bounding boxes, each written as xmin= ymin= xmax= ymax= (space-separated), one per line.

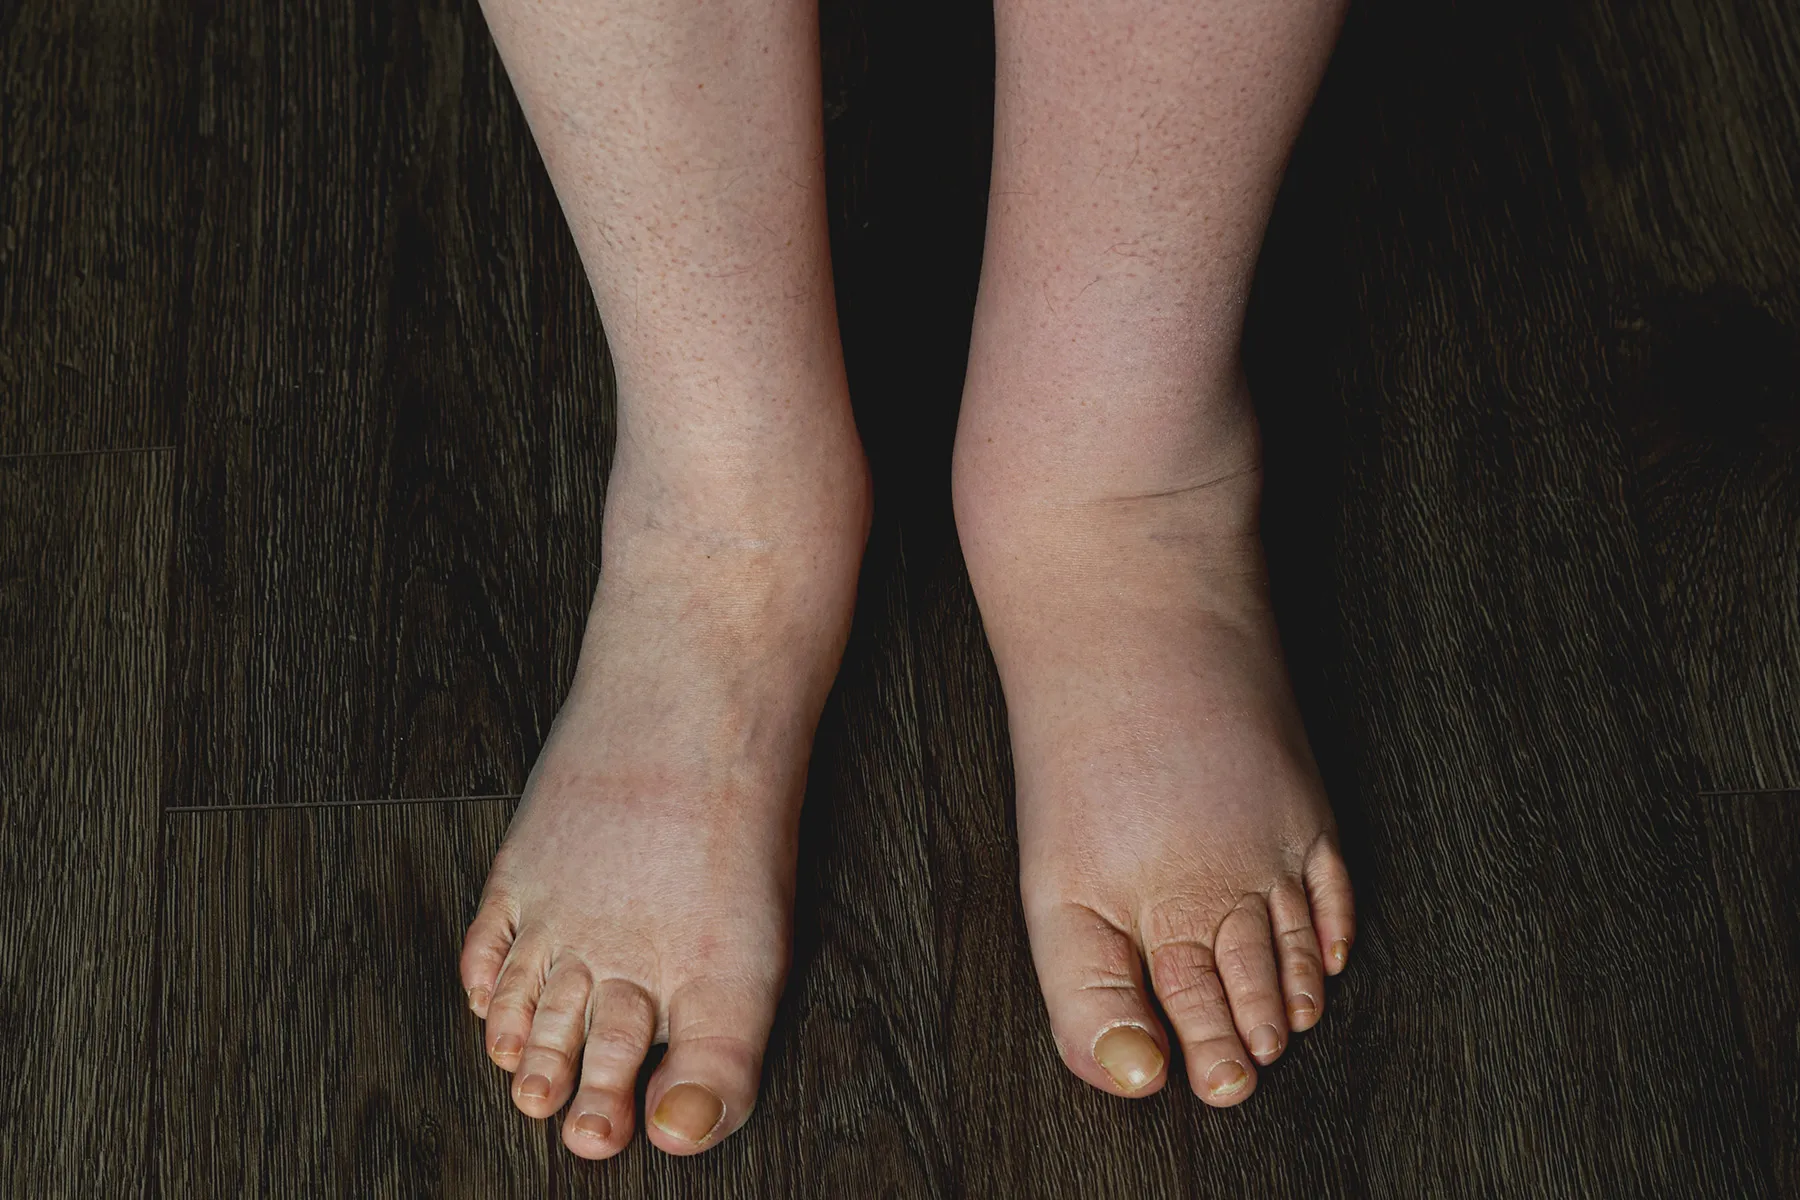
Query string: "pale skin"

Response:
xmin=460 ymin=0 xmax=1356 ymax=1159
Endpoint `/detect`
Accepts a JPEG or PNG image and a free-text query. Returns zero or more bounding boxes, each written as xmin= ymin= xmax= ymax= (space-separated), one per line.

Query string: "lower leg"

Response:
xmin=954 ymin=0 xmax=1355 ymax=1104
xmin=460 ymin=0 xmax=866 ymax=1159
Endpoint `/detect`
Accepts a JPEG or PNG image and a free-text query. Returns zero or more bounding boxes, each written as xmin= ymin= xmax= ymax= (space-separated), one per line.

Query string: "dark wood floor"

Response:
xmin=3 ymin=0 xmax=1796 ymax=1194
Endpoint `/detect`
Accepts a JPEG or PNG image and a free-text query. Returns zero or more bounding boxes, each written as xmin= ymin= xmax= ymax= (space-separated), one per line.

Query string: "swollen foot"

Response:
xmin=460 ymin=424 xmax=868 ymax=1158
xmin=954 ymin=384 xmax=1355 ymax=1106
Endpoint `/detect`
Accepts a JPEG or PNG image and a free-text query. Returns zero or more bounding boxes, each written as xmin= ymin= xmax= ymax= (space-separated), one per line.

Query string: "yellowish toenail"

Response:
xmin=491 ymin=1035 xmax=523 ymax=1062
xmin=1290 ymin=992 xmax=1318 ymax=1023
xmin=1093 ymin=1025 xmax=1164 ymax=1093
xmin=1330 ymin=939 xmax=1350 ymax=969
xmin=466 ymin=987 xmax=489 ymax=1014
xmin=518 ymin=1073 xmax=551 ymax=1101
xmin=1248 ymin=1024 xmax=1281 ymax=1061
xmin=1206 ymin=1059 xmax=1248 ymax=1096
xmin=652 ymin=1082 xmax=726 ymax=1144
xmin=574 ymin=1111 xmax=612 ymax=1140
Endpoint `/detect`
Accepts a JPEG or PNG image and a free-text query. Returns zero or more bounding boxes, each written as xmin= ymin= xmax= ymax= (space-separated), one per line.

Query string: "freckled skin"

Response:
xmin=462 ymin=0 xmax=1354 ymax=1159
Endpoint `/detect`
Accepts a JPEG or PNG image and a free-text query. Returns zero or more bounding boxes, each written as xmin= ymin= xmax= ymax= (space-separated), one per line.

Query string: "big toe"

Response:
xmin=644 ymin=977 xmax=781 ymax=1155
xmin=1027 ymin=900 xmax=1171 ymax=1098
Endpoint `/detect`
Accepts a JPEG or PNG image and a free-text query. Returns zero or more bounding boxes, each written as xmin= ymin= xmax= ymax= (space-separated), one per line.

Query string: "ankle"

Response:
xmin=605 ymin=388 xmax=873 ymax=560
xmin=951 ymin=367 xmax=1263 ymax=558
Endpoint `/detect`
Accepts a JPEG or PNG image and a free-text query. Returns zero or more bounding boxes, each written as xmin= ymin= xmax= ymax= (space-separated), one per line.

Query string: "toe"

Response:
xmin=1270 ymin=879 xmax=1327 ymax=1031
xmin=460 ymin=897 xmax=518 ymax=1019
xmin=1303 ymin=835 xmax=1357 ymax=975
xmin=1214 ymin=896 xmax=1289 ymax=1067
xmin=564 ymin=978 xmax=657 ymax=1160
xmin=483 ymin=942 xmax=547 ymax=1073
xmin=1146 ymin=929 xmax=1255 ymax=1106
xmin=1027 ymin=901 xmax=1171 ymax=1098
xmin=513 ymin=958 xmax=592 ymax=1119
xmin=644 ymin=977 xmax=779 ymax=1155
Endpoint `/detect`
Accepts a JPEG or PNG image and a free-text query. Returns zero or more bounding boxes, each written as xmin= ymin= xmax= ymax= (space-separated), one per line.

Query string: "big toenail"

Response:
xmin=1206 ymin=1059 xmax=1248 ymax=1096
xmin=1330 ymin=939 xmax=1350 ymax=968
xmin=518 ymin=1073 xmax=551 ymax=1101
xmin=574 ymin=1111 xmax=612 ymax=1140
xmin=466 ymin=986 xmax=489 ymax=1014
xmin=1248 ymin=1024 xmax=1281 ymax=1060
xmin=492 ymin=1035 xmax=523 ymax=1061
xmin=652 ymin=1082 xmax=726 ymax=1144
xmin=1093 ymin=1025 xmax=1164 ymax=1093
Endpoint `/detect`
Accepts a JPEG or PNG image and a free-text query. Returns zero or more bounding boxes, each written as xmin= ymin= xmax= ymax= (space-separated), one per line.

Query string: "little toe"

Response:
xmin=1303 ymin=834 xmax=1357 ymax=975
xmin=563 ymin=978 xmax=657 ymax=1160
xmin=1270 ymin=879 xmax=1326 ymax=1031
xmin=460 ymin=897 xmax=518 ymax=1019
xmin=1214 ymin=897 xmax=1289 ymax=1067
xmin=1028 ymin=901 xmax=1171 ymax=1097
xmin=645 ymin=978 xmax=780 ymax=1154
xmin=483 ymin=943 xmax=547 ymax=1073
xmin=1147 ymin=932 xmax=1256 ymax=1106
xmin=513 ymin=958 xmax=593 ymax=1119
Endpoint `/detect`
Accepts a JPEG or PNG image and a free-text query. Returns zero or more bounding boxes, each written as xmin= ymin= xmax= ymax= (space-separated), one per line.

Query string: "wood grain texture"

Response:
xmin=162 ymin=0 xmax=613 ymax=813
xmin=1575 ymin=2 xmax=1800 ymax=1189
xmin=0 ymin=0 xmax=193 ymax=455
xmin=0 ymin=452 xmax=169 ymax=1192
xmin=154 ymin=800 xmax=548 ymax=1196
xmin=1591 ymin=2 xmax=1800 ymax=1180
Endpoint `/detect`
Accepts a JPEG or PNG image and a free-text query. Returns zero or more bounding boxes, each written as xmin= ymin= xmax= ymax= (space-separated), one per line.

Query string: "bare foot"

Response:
xmin=464 ymin=0 xmax=867 ymax=1153
xmin=460 ymin=428 xmax=868 ymax=1157
xmin=954 ymin=379 xmax=1355 ymax=1106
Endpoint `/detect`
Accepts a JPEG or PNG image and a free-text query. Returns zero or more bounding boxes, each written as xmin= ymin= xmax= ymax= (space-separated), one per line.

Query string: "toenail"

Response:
xmin=518 ymin=1073 xmax=551 ymax=1101
xmin=1290 ymin=992 xmax=1318 ymax=1022
xmin=491 ymin=1035 xmax=523 ymax=1062
xmin=1248 ymin=1024 xmax=1281 ymax=1061
xmin=1330 ymin=939 xmax=1350 ymax=969
xmin=1093 ymin=1024 xmax=1164 ymax=1093
xmin=652 ymin=1082 xmax=726 ymax=1144
xmin=1206 ymin=1059 xmax=1248 ymax=1096
xmin=573 ymin=1111 xmax=612 ymax=1141
xmin=466 ymin=986 xmax=489 ymax=1014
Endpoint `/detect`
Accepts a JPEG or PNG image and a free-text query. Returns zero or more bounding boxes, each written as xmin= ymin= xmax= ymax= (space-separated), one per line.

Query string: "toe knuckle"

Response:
xmin=1140 ymin=894 xmax=1221 ymax=950
xmin=487 ymin=998 xmax=530 ymax=1024
xmin=601 ymin=979 xmax=659 ymax=1027
xmin=1282 ymin=945 xmax=1323 ymax=978
xmin=587 ymin=1022 xmax=646 ymax=1057
xmin=1075 ymin=968 xmax=1138 ymax=995
xmin=1217 ymin=939 xmax=1267 ymax=988
xmin=1148 ymin=942 xmax=1225 ymax=1014
xmin=526 ymin=1041 xmax=577 ymax=1069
